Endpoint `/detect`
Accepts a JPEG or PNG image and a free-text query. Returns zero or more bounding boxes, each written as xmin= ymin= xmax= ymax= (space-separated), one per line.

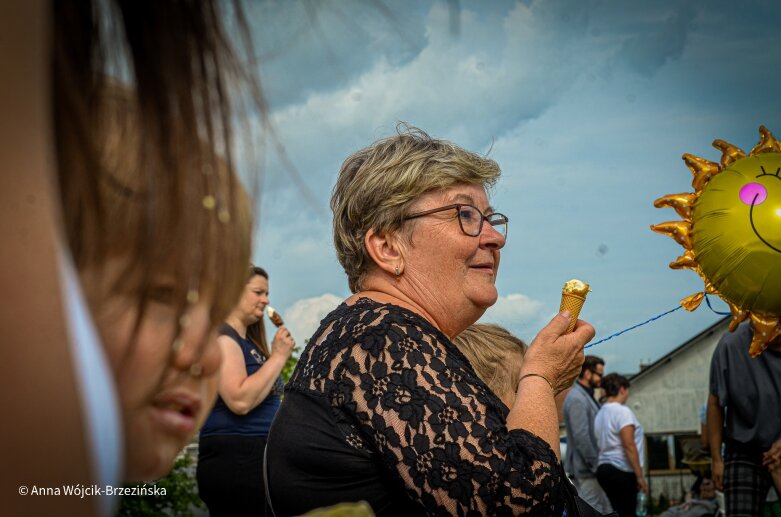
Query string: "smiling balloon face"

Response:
xmin=693 ymin=153 xmax=781 ymax=315
xmin=652 ymin=126 xmax=781 ymax=357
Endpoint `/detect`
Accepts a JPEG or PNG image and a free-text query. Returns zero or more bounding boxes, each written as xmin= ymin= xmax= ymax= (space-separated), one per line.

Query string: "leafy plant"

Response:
xmin=281 ymin=339 xmax=306 ymax=384
xmin=117 ymin=453 xmax=205 ymax=517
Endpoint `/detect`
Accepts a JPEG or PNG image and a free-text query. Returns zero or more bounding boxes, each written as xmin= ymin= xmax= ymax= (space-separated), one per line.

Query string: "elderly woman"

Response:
xmin=265 ymin=127 xmax=594 ymax=516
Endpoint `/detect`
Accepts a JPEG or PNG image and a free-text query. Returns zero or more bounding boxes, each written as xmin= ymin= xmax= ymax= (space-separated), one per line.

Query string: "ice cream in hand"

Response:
xmin=560 ymin=279 xmax=590 ymax=333
xmin=266 ymin=306 xmax=284 ymax=327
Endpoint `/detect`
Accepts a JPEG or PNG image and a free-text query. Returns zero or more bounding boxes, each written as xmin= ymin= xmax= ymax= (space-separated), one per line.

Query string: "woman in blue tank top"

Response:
xmin=197 ymin=266 xmax=295 ymax=516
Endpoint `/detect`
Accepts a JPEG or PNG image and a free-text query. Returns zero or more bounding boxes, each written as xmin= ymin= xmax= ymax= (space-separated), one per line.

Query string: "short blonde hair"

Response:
xmin=331 ymin=125 xmax=501 ymax=293
xmin=453 ymin=324 xmax=527 ymax=403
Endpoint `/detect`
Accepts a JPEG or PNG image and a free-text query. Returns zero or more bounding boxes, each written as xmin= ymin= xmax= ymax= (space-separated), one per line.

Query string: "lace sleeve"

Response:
xmin=309 ymin=300 xmax=565 ymax=515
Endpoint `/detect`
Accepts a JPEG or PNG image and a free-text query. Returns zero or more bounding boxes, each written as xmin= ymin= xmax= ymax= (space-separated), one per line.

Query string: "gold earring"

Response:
xmin=395 ymin=266 xmax=401 ymax=276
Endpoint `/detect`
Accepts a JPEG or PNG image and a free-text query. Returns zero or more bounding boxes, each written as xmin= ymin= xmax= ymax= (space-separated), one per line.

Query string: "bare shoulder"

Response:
xmin=0 ymin=1 xmax=98 ymax=514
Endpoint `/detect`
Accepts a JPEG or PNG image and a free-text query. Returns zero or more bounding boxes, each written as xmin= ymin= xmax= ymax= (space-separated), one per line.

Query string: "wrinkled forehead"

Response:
xmin=413 ymin=184 xmax=493 ymax=212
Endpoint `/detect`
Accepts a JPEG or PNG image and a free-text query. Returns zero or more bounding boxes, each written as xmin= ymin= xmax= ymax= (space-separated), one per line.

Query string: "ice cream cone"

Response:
xmin=560 ymin=279 xmax=590 ymax=333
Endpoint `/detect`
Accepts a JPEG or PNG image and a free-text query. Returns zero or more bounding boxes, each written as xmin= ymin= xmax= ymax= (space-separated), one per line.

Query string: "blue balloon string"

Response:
xmin=585 ymin=305 xmax=682 ymax=348
xmin=585 ymin=293 xmax=731 ymax=348
xmin=705 ymin=294 xmax=730 ymax=316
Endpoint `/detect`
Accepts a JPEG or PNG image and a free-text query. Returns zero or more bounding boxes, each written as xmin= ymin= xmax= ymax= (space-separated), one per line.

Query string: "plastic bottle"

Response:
xmin=636 ymin=491 xmax=648 ymax=517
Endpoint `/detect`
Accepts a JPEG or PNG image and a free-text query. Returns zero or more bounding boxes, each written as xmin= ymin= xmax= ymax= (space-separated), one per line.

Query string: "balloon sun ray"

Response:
xmin=651 ymin=125 xmax=781 ymax=357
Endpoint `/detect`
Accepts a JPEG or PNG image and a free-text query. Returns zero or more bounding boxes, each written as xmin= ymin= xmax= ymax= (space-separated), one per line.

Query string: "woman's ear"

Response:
xmin=365 ymin=228 xmax=404 ymax=277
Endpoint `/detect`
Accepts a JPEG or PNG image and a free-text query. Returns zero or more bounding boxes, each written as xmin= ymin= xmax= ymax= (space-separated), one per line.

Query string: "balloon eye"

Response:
xmin=740 ymin=183 xmax=767 ymax=205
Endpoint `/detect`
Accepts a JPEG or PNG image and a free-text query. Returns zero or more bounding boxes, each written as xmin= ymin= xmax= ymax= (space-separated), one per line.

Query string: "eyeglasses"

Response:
xmin=403 ymin=204 xmax=509 ymax=239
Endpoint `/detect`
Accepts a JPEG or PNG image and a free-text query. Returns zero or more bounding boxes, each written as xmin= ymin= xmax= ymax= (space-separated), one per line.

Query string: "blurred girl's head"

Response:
xmin=53 ymin=1 xmax=261 ymax=481
xmin=70 ymin=87 xmax=253 ymax=481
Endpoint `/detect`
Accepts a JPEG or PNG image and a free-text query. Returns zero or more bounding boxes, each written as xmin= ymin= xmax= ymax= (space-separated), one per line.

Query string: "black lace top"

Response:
xmin=265 ymin=298 xmax=564 ymax=516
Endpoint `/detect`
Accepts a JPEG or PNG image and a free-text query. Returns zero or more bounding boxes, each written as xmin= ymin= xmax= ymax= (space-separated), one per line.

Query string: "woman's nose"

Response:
xmin=480 ymin=222 xmax=506 ymax=250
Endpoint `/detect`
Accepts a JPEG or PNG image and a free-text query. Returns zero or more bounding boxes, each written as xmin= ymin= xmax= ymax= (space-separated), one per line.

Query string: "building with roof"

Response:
xmin=626 ymin=316 xmax=730 ymax=503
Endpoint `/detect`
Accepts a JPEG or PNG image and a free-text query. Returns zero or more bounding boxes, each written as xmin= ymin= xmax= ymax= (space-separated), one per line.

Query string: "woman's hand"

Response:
xmin=521 ymin=311 xmax=595 ymax=395
xmin=637 ymin=476 xmax=649 ymax=494
xmin=763 ymin=439 xmax=781 ymax=471
xmin=271 ymin=326 xmax=296 ymax=360
xmin=508 ymin=311 xmax=593 ymax=455
xmin=712 ymin=457 xmax=724 ymax=490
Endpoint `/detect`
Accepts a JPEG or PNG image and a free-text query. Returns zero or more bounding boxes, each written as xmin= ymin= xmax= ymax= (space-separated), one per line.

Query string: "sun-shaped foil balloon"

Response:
xmin=652 ymin=126 xmax=781 ymax=357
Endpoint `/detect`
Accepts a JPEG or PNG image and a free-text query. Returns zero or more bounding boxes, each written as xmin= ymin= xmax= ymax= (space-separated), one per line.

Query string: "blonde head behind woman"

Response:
xmin=454 ymin=324 xmax=527 ymax=408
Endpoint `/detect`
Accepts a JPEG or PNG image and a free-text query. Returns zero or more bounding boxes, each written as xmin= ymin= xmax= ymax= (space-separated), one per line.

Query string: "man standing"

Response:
xmin=564 ymin=355 xmax=613 ymax=513
xmin=708 ymin=323 xmax=781 ymax=516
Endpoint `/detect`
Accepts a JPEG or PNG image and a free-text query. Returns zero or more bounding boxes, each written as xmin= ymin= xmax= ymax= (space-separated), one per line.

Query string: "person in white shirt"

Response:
xmin=595 ymin=373 xmax=648 ymax=517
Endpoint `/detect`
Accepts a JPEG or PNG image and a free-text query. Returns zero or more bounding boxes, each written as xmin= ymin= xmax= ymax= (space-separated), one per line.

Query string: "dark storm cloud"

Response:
xmin=611 ymin=5 xmax=697 ymax=77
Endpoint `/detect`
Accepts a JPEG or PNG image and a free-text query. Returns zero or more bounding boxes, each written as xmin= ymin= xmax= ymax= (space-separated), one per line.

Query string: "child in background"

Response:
xmin=659 ymin=478 xmax=718 ymax=517
xmin=453 ymin=323 xmax=527 ymax=408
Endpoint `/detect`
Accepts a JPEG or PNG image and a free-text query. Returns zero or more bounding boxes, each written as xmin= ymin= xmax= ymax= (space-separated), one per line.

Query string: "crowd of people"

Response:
xmin=563 ymin=357 xmax=645 ymax=517
xmin=3 ymin=2 xmax=780 ymax=517
xmin=560 ymin=324 xmax=781 ymax=517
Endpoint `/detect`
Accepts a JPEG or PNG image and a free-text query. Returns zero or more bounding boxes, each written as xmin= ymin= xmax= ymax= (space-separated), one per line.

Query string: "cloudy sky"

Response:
xmin=241 ymin=0 xmax=781 ymax=374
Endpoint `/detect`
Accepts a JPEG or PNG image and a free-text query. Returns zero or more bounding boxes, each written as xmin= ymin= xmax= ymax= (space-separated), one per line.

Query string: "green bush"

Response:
xmin=117 ymin=454 xmax=204 ymax=517
xmin=281 ymin=354 xmax=299 ymax=384
xmin=281 ymin=339 xmax=306 ymax=384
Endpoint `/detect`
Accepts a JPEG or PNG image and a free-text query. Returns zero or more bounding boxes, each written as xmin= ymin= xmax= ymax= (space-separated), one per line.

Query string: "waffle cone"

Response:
xmin=559 ymin=293 xmax=586 ymax=333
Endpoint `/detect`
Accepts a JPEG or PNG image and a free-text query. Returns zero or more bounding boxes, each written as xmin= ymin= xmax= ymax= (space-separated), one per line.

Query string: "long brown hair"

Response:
xmin=246 ymin=266 xmax=271 ymax=359
xmin=52 ymin=0 xmax=263 ymax=331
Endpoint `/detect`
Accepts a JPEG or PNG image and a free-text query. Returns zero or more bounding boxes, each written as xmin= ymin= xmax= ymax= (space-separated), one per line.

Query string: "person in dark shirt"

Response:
xmin=265 ymin=127 xmax=595 ymax=516
xmin=707 ymin=323 xmax=781 ymax=515
xmin=197 ymin=266 xmax=294 ymax=516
